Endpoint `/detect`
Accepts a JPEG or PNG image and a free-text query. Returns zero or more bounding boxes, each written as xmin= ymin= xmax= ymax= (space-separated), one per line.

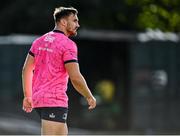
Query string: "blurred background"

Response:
xmin=0 ymin=0 xmax=180 ymax=135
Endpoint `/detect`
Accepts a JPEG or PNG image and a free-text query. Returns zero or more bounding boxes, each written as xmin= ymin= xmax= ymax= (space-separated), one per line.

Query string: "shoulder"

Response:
xmin=66 ymin=38 xmax=77 ymax=48
xmin=58 ymin=35 xmax=77 ymax=50
xmin=32 ymin=32 xmax=49 ymax=45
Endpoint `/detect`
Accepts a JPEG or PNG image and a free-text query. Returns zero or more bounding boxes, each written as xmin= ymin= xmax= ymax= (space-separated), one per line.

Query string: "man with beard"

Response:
xmin=22 ymin=6 xmax=96 ymax=135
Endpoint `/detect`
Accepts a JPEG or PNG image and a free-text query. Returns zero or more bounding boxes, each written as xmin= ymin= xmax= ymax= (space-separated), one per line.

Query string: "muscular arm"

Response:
xmin=22 ymin=54 xmax=34 ymax=112
xmin=22 ymin=54 xmax=34 ymax=97
xmin=65 ymin=62 xmax=96 ymax=109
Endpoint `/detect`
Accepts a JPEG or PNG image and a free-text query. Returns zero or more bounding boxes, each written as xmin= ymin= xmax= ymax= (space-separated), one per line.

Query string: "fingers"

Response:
xmin=87 ymin=97 xmax=96 ymax=110
xmin=22 ymin=106 xmax=32 ymax=113
xmin=22 ymin=103 xmax=32 ymax=113
xmin=88 ymin=102 xmax=96 ymax=110
xmin=88 ymin=105 xmax=96 ymax=110
xmin=22 ymin=97 xmax=33 ymax=113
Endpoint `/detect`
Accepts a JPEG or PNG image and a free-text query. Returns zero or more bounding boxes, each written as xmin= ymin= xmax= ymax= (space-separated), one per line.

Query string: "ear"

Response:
xmin=60 ymin=18 xmax=67 ymax=26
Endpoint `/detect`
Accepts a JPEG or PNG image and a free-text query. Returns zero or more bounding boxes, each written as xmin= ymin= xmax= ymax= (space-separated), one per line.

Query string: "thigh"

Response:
xmin=42 ymin=119 xmax=68 ymax=135
xmin=35 ymin=107 xmax=68 ymax=135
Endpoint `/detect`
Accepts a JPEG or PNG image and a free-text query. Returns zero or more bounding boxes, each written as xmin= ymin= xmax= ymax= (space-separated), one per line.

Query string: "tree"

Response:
xmin=0 ymin=0 xmax=180 ymax=34
xmin=125 ymin=0 xmax=180 ymax=32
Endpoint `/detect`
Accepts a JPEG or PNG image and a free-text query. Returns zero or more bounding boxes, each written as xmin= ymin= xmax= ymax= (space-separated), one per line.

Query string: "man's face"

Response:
xmin=65 ymin=14 xmax=80 ymax=36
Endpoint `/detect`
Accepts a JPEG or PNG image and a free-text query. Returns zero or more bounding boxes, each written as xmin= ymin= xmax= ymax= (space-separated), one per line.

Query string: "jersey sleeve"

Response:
xmin=63 ymin=41 xmax=78 ymax=64
xmin=28 ymin=40 xmax=37 ymax=57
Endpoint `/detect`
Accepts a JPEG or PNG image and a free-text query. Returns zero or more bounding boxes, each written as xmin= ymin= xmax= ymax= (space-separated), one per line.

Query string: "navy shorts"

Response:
xmin=35 ymin=107 xmax=68 ymax=123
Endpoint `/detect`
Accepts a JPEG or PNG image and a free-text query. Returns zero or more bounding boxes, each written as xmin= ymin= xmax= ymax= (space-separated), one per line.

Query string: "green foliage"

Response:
xmin=0 ymin=0 xmax=180 ymax=34
xmin=125 ymin=0 xmax=180 ymax=31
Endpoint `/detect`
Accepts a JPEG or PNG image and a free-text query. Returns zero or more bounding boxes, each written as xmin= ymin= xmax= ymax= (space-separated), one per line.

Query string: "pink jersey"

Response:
xmin=29 ymin=30 xmax=78 ymax=108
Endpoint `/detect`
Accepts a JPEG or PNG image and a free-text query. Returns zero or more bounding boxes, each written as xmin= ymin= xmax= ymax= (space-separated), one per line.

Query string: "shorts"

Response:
xmin=35 ymin=107 xmax=68 ymax=123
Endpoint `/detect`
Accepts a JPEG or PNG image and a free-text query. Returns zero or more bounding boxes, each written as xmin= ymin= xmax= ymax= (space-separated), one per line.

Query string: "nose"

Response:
xmin=77 ymin=23 xmax=80 ymax=28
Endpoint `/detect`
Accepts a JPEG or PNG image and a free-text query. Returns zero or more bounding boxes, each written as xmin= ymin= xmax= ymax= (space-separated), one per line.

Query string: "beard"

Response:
xmin=68 ymin=29 xmax=78 ymax=36
xmin=66 ymin=25 xmax=78 ymax=36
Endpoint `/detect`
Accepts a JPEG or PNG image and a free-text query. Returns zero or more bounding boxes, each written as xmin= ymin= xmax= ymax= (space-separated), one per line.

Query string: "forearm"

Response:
xmin=70 ymin=74 xmax=93 ymax=98
xmin=22 ymin=68 xmax=33 ymax=98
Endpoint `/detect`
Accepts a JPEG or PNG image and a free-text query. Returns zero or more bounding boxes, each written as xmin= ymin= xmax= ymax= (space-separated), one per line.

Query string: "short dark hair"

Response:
xmin=53 ymin=7 xmax=78 ymax=22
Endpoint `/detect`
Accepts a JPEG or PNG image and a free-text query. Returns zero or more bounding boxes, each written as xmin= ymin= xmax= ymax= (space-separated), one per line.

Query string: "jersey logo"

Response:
xmin=49 ymin=113 xmax=56 ymax=118
xmin=44 ymin=35 xmax=55 ymax=43
xmin=38 ymin=47 xmax=53 ymax=52
xmin=62 ymin=113 xmax=67 ymax=120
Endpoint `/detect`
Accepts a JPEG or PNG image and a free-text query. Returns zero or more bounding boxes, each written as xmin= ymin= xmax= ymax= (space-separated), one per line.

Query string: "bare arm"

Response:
xmin=65 ymin=62 xmax=96 ymax=110
xmin=22 ymin=54 xmax=34 ymax=112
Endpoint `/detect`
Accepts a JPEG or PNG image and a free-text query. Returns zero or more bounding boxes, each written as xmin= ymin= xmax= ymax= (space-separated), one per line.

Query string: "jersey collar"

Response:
xmin=53 ymin=30 xmax=65 ymax=35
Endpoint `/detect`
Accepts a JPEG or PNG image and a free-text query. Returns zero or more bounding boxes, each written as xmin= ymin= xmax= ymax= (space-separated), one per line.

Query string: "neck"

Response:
xmin=54 ymin=26 xmax=69 ymax=37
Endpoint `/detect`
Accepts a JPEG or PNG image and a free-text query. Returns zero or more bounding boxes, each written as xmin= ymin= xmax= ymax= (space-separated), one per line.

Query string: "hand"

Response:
xmin=22 ymin=97 xmax=33 ymax=113
xmin=86 ymin=96 xmax=96 ymax=110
